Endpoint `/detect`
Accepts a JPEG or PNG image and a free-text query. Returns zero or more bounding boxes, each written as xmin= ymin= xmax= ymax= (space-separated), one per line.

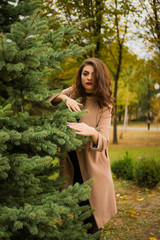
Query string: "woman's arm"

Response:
xmin=46 ymin=87 xmax=71 ymax=103
xmin=91 ymin=128 xmax=99 ymax=146
xmin=46 ymin=87 xmax=83 ymax=112
xmin=68 ymin=106 xmax=112 ymax=151
xmin=46 ymin=94 xmax=68 ymax=103
xmin=90 ymin=107 xmax=112 ymax=151
xmin=68 ymin=122 xmax=99 ymax=145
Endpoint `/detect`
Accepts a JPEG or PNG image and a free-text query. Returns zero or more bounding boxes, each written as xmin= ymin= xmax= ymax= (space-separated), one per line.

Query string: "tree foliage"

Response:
xmin=0 ymin=0 xmax=40 ymax=33
xmin=137 ymin=0 xmax=160 ymax=54
xmin=0 ymin=2 xmax=99 ymax=239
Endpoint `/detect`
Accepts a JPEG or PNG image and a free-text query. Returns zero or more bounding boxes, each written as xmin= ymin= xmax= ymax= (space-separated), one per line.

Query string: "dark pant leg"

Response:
xmin=79 ymin=199 xmax=99 ymax=235
xmin=68 ymin=151 xmax=99 ymax=235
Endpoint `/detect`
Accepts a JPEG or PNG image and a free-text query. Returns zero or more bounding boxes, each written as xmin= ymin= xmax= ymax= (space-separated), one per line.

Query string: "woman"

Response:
xmin=47 ymin=58 xmax=117 ymax=235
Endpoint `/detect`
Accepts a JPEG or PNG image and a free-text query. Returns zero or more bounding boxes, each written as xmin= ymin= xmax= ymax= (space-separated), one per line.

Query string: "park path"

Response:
xmin=116 ymin=126 xmax=160 ymax=131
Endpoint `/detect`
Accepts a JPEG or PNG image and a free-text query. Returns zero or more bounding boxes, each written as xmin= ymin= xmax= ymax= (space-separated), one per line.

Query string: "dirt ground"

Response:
xmin=100 ymin=179 xmax=160 ymax=240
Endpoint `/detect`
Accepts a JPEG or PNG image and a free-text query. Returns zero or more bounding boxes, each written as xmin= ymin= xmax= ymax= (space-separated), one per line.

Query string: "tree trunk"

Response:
xmin=124 ymin=105 xmax=128 ymax=129
xmin=113 ymin=78 xmax=118 ymax=144
xmin=124 ymin=89 xmax=129 ymax=129
xmin=94 ymin=0 xmax=103 ymax=57
xmin=153 ymin=0 xmax=160 ymax=52
xmin=112 ymin=44 xmax=122 ymax=144
xmin=147 ymin=79 xmax=151 ymax=130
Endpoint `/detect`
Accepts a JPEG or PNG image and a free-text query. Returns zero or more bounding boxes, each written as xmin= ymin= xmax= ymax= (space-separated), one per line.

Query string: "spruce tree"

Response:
xmin=0 ymin=0 xmax=40 ymax=33
xmin=0 ymin=3 xmax=99 ymax=240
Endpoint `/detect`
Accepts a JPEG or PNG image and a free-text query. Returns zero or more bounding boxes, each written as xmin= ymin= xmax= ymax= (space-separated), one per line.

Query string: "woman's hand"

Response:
xmin=68 ymin=122 xmax=99 ymax=145
xmin=60 ymin=95 xmax=83 ymax=112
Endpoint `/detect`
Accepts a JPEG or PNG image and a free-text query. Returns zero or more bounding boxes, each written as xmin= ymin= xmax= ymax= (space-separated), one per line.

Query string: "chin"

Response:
xmin=85 ymin=90 xmax=93 ymax=93
xmin=86 ymin=86 xmax=93 ymax=91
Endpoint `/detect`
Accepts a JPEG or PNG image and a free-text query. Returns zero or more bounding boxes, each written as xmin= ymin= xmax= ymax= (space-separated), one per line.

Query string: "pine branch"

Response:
xmin=0 ymin=34 xmax=5 ymax=59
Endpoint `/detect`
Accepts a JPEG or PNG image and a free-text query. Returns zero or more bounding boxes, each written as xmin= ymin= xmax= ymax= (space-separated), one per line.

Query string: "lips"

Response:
xmin=86 ymin=82 xmax=93 ymax=85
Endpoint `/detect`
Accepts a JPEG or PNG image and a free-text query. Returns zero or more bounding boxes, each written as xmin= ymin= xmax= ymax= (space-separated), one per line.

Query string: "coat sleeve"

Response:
xmin=90 ymin=106 xmax=112 ymax=152
xmin=46 ymin=87 xmax=73 ymax=106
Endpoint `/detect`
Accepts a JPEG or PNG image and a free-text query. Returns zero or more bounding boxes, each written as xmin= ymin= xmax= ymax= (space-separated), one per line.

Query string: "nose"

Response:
xmin=88 ymin=73 xmax=92 ymax=80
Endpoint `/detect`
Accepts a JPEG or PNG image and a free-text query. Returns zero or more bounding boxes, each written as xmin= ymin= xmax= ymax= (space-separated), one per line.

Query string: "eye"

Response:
xmin=83 ymin=73 xmax=88 ymax=76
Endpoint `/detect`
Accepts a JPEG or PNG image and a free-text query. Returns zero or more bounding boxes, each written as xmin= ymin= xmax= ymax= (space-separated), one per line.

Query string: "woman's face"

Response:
xmin=81 ymin=65 xmax=95 ymax=93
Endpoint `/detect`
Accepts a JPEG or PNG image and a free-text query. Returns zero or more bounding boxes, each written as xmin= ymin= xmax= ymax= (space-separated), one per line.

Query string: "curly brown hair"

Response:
xmin=71 ymin=58 xmax=114 ymax=111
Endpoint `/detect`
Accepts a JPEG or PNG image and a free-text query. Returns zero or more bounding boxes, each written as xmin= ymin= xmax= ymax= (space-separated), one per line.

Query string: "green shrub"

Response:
xmin=133 ymin=157 xmax=160 ymax=189
xmin=111 ymin=152 xmax=134 ymax=180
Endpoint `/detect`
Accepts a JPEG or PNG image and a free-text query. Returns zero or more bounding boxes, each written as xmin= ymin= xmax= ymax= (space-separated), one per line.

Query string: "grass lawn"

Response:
xmin=108 ymin=127 xmax=160 ymax=161
xmin=100 ymin=126 xmax=160 ymax=240
xmin=109 ymin=148 xmax=160 ymax=162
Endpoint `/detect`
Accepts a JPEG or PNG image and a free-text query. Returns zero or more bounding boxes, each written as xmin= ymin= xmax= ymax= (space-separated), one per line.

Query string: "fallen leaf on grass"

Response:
xmin=129 ymin=210 xmax=136 ymax=216
xmin=106 ymin=225 xmax=112 ymax=230
xmin=137 ymin=197 xmax=144 ymax=201
xmin=149 ymin=237 xmax=157 ymax=240
xmin=102 ymin=224 xmax=112 ymax=231
xmin=120 ymin=195 xmax=128 ymax=200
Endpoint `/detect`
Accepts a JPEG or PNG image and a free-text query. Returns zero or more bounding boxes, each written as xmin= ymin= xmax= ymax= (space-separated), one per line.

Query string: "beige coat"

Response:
xmin=48 ymin=87 xmax=117 ymax=229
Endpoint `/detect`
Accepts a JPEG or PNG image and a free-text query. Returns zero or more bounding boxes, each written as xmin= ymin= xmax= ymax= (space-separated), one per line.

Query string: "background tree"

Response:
xmin=137 ymin=0 xmax=160 ymax=54
xmin=54 ymin=0 xmax=106 ymax=58
xmin=116 ymin=50 xmax=145 ymax=122
xmin=115 ymin=48 xmax=160 ymax=123
xmin=100 ymin=0 xmax=136 ymax=143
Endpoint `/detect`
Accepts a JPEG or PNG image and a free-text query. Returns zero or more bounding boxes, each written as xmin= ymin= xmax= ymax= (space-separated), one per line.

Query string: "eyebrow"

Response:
xmin=83 ymin=70 xmax=94 ymax=74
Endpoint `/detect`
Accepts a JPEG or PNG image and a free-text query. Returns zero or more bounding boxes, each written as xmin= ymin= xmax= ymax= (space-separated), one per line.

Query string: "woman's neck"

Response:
xmin=85 ymin=92 xmax=93 ymax=96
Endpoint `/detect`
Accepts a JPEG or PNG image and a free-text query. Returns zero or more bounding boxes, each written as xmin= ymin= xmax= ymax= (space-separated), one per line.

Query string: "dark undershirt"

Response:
xmin=68 ymin=150 xmax=83 ymax=185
